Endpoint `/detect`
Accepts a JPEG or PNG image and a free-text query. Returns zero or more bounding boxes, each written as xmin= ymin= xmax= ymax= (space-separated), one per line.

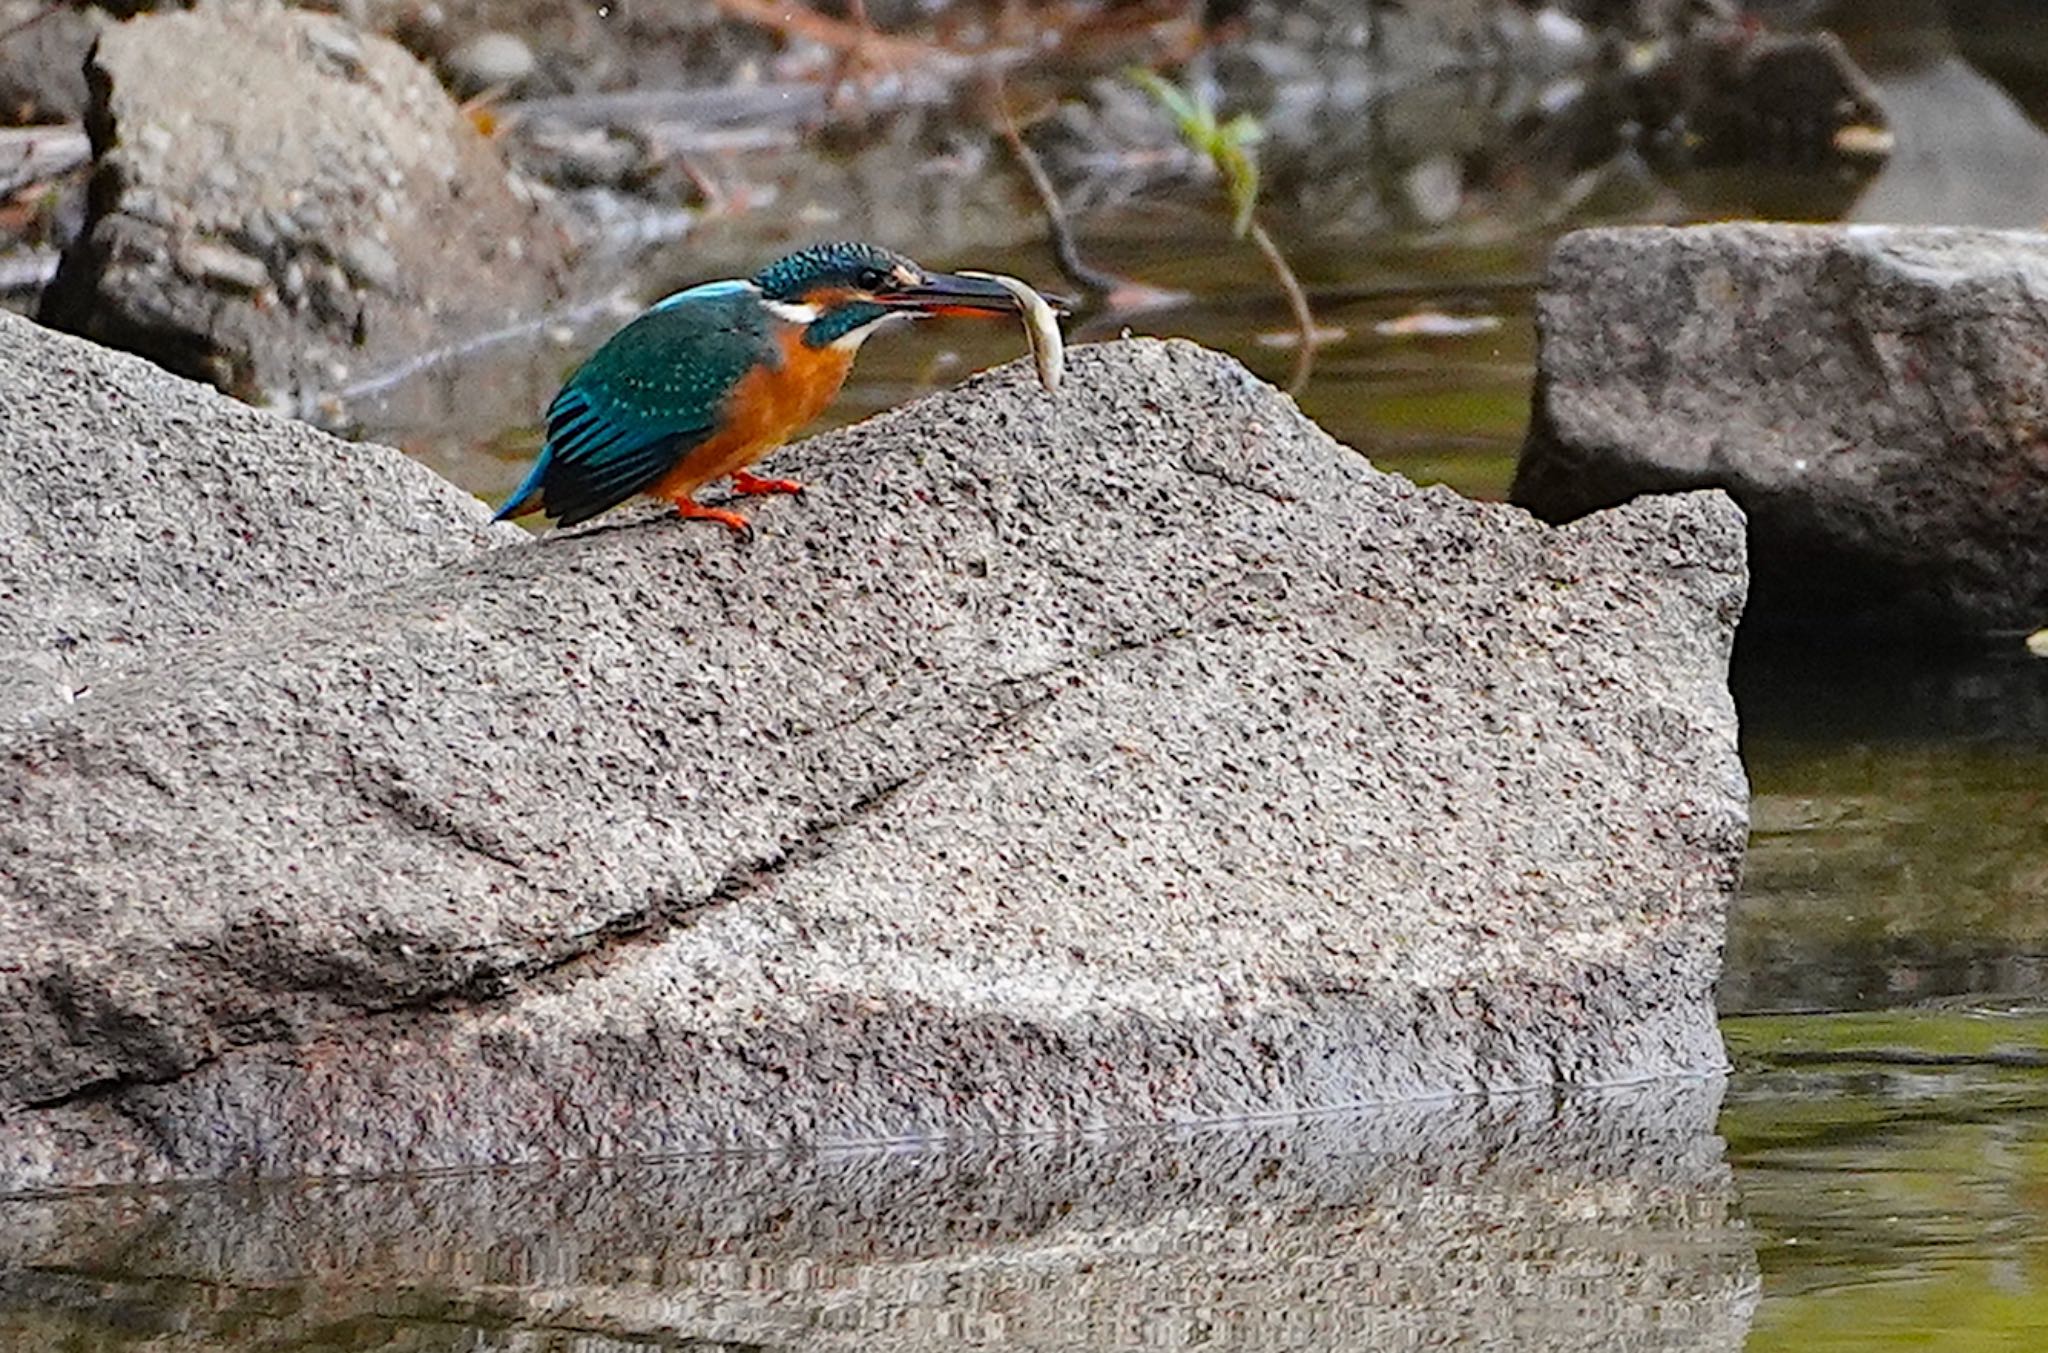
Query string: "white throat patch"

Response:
xmin=763 ymin=298 xmax=823 ymax=325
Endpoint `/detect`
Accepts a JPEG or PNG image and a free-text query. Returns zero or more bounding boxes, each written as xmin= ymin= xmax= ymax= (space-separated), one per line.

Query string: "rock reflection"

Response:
xmin=1730 ymin=640 xmax=2048 ymax=1013
xmin=1834 ymin=0 xmax=2048 ymax=227
xmin=0 ymin=1081 xmax=1754 ymax=1350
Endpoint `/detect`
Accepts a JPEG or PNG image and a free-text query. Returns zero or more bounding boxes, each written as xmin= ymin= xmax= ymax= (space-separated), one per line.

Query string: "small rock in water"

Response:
xmin=1404 ymin=156 xmax=1464 ymax=225
xmin=1530 ymin=7 xmax=1594 ymax=61
xmin=340 ymin=236 xmax=400 ymax=294
xmin=444 ymin=32 xmax=536 ymax=95
xmin=1374 ymin=311 xmax=1502 ymax=338
xmin=300 ymin=18 xmax=367 ymax=81
xmin=1255 ymin=325 xmax=1348 ymax=349
xmin=1832 ymin=123 xmax=1896 ymax=159
xmin=522 ymin=124 xmax=647 ymax=188
xmin=177 ymin=240 xmax=270 ymax=294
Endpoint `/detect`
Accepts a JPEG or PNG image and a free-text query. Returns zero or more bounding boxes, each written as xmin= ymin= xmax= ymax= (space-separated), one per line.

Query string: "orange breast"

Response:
xmin=651 ymin=328 xmax=854 ymax=502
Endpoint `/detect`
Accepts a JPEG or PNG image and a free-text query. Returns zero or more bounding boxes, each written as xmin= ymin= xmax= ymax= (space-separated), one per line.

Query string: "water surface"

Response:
xmin=2 ymin=1083 xmax=1754 ymax=1350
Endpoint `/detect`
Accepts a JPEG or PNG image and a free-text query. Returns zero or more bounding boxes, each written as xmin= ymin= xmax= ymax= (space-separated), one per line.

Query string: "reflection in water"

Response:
xmin=1727 ymin=1067 xmax=2048 ymax=1350
xmin=1727 ymin=640 xmax=2048 ymax=1014
xmin=0 ymin=1083 xmax=1753 ymax=1351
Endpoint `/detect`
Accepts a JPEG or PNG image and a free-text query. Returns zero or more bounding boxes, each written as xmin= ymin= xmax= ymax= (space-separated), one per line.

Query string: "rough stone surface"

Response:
xmin=0 ymin=309 xmax=515 ymax=722
xmin=0 ymin=1084 xmax=1758 ymax=1350
xmin=0 ymin=338 xmax=1748 ymax=1193
xmin=0 ymin=1 xmax=99 ymax=125
xmin=1514 ymin=224 xmax=2048 ymax=636
xmin=442 ymin=30 xmax=538 ymax=96
xmin=36 ymin=0 xmax=572 ymax=414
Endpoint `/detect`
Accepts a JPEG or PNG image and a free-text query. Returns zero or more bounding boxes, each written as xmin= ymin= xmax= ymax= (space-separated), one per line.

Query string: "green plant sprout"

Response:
xmin=1130 ymin=69 xmax=1319 ymax=392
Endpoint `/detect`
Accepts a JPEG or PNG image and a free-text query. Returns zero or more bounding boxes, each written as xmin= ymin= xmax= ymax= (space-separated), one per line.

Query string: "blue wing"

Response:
xmin=496 ymin=387 xmax=689 ymax=529
xmin=495 ymin=282 xmax=771 ymax=527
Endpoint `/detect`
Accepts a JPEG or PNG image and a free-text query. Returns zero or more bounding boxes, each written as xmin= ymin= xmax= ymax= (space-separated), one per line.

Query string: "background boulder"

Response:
xmin=36 ymin=0 xmax=572 ymax=414
xmin=1514 ymin=223 xmax=2048 ymax=636
xmin=0 ymin=2 xmax=99 ymax=125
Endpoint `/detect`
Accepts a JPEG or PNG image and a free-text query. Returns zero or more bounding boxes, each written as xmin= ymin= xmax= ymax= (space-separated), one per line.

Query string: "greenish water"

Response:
xmin=1727 ymin=1066 xmax=2048 ymax=1351
xmin=1728 ymin=1064 xmax=2048 ymax=1342
xmin=1731 ymin=644 xmax=2048 ymax=1016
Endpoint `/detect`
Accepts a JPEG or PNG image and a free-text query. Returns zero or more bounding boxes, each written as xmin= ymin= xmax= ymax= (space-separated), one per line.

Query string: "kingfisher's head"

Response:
xmin=751 ymin=241 xmax=1026 ymax=350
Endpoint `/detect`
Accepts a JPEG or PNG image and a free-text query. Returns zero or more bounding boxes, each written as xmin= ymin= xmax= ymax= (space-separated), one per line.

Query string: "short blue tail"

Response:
xmin=492 ymin=449 xmax=553 ymax=522
xmin=492 ymin=381 xmax=704 ymax=528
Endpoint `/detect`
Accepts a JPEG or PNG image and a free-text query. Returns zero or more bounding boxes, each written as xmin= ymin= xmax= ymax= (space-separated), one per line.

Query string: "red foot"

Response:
xmin=674 ymin=497 xmax=752 ymax=535
xmin=732 ymin=470 xmax=804 ymax=497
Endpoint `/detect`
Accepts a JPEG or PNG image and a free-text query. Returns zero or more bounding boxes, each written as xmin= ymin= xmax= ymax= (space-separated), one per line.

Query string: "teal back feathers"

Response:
xmin=495 ymin=281 xmax=772 ymax=527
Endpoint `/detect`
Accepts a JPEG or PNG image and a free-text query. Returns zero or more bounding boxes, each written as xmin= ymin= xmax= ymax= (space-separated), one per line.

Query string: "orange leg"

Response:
xmin=732 ymin=470 xmax=804 ymax=496
xmin=674 ymin=496 xmax=752 ymax=535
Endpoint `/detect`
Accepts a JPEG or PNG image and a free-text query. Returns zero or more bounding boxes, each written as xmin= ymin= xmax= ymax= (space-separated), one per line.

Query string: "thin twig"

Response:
xmin=1128 ymin=69 xmax=1318 ymax=379
xmin=1248 ymin=217 xmax=1316 ymax=394
xmin=991 ymin=90 xmax=1123 ymax=298
xmin=987 ymin=77 xmax=1186 ymax=314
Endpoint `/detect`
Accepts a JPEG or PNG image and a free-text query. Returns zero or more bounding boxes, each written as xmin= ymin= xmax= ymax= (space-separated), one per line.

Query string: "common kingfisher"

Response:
xmin=494 ymin=241 xmax=1027 ymax=533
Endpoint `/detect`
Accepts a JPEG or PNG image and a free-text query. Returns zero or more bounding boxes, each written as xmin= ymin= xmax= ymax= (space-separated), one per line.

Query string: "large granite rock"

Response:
xmin=0 ymin=1083 xmax=1759 ymax=1351
xmin=1513 ymin=224 xmax=2048 ymax=636
xmin=0 ymin=337 xmax=1748 ymax=1193
xmin=37 ymin=0 xmax=572 ymax=414
xmin=0 ymin=310 xmax=513 ymax=722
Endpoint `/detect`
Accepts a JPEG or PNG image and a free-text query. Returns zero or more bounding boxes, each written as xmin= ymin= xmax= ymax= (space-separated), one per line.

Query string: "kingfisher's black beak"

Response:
xmin=879 ymin=271 xmax=1035 ymax=317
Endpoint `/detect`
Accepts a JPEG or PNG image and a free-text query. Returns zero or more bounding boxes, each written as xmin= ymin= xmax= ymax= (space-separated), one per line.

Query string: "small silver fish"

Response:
xmin=960 ymin=270 xmax=1064 ymax=396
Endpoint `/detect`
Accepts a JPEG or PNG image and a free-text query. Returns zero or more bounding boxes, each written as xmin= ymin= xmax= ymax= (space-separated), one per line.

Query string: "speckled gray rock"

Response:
xmin=0 ymin=0 xmax=99 ymax=125
xmin=1514 ymin=224 xmax=2048 ymax=635
xmin=0 ymin=1083 xmax=1758 ymax=1351
xmin=0 ymin=339 xmax=1748 ymax=1193
xmin=36 ymin=0 xmax=571 ymax=414
xmin=0 ymin=310 xmax=515 ymax=723
xmin=442 ymin=30 xmax=537 ymax=96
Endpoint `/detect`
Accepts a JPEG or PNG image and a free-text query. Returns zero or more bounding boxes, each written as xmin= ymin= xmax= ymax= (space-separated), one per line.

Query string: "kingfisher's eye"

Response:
xmin=856 ymin=267 xmax=891 ymax=292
